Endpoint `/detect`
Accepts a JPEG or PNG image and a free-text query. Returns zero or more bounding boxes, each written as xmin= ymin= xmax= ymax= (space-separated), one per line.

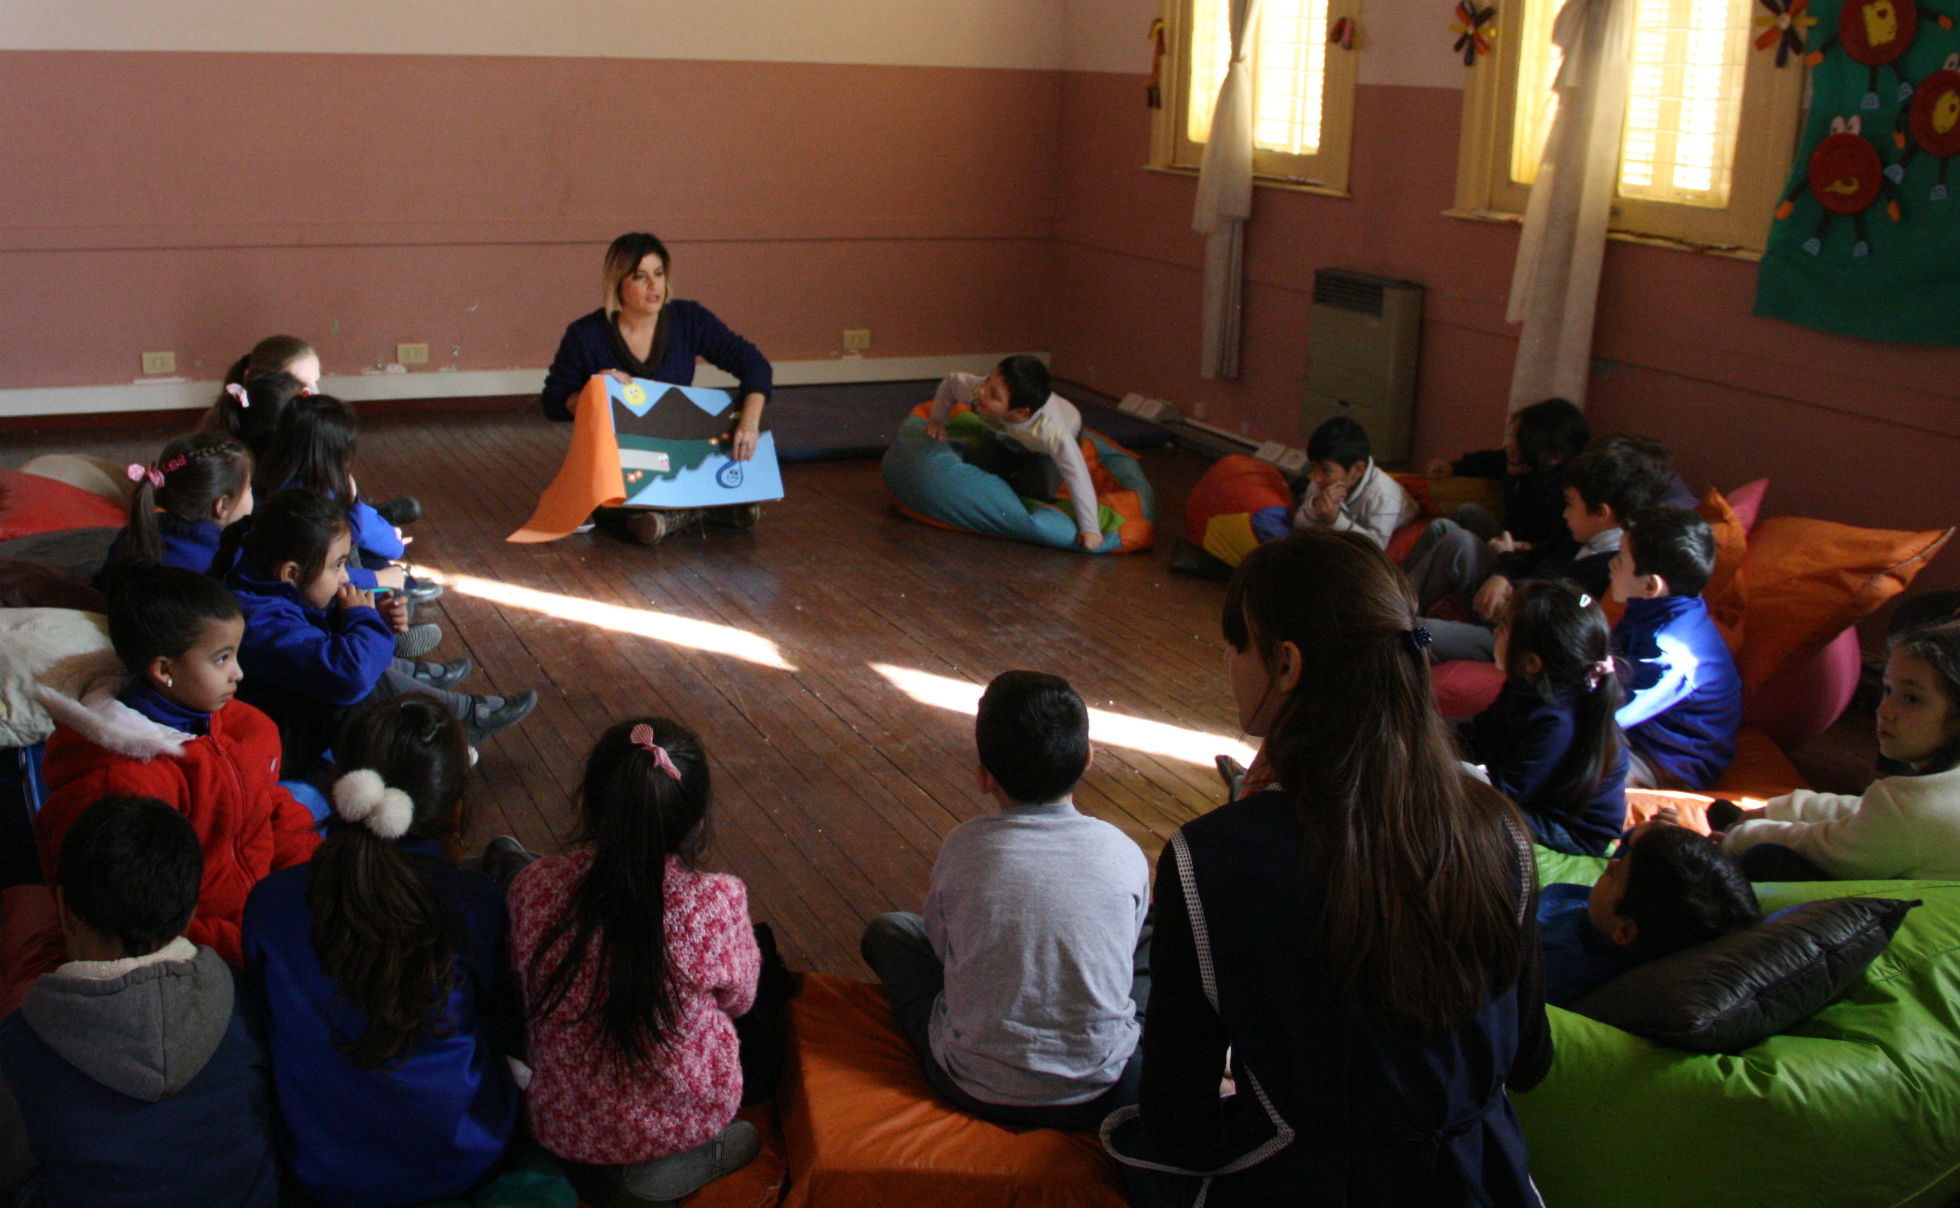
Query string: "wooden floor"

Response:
xmin=8 ymin=406 xmax=1244 ymax=978
xmin=8 ymin=404 xmax=1884 ymax=977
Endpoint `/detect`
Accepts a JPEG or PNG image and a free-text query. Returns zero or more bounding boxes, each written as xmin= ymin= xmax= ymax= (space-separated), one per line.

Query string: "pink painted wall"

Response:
xmin=0 ymin=50 xmax=1061 ymax=386
xmin=1049 ymin=71 xmax=1960 ymax=592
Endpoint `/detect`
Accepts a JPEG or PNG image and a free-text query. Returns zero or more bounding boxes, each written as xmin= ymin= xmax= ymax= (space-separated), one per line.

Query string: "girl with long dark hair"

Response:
xmin=1105 ymin=530 xmax=1552 ymax=1207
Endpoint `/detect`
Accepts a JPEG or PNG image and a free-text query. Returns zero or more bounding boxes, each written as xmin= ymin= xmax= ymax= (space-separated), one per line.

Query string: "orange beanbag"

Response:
xmin=779 ymin=974 xmax=1125 ymax=1208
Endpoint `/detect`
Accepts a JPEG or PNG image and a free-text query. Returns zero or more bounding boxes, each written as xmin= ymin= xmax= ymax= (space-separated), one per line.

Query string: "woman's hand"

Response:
xmin=727 ymin=392 xmax=766 ymax=461
xmin=604 ymin=369 xmax=634 ymax=385
xmin=925 ymin=421 xmax=947 ymax=441
xmin=1078 ymin=528 xmax=1103 ymax=552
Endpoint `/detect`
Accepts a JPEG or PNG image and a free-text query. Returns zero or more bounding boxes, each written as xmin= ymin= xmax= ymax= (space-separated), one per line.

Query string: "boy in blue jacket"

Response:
xmin=0 ymin=795 xmax=279 ymax=1207
xmin=1610 ymin=507 xmax=1743 ymax=789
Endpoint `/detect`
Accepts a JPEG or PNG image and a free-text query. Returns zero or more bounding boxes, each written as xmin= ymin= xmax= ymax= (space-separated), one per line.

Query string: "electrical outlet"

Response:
xmin=1253 ymin=441 xmax=1289 ymax=465
xmin=1190 ymin=400 xmax=1209 ymax=420
xmin=1276 ymin=447 xmax=1310 ymax=475
xmin=396 ymin=343 xmax=430 ymax=366
xmin=841 ymin=329 xmax=871 ymax=352
xmin=141 ymin=350 xmax=176 ymax=375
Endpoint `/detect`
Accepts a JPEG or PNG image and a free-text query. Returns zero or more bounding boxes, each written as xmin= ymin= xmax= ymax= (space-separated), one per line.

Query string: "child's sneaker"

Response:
xmin=467 ymin=691 xmax=538 ymax=743
xmin=408 ymin=657 xmax=473 ymax=690
xmin=395 ymin=623 xmax=443 ymax=659
xmin=707 ymin=503 xmax=762 ymax=530
xmin=619 ymin=1120 xmax=761 ymax=1202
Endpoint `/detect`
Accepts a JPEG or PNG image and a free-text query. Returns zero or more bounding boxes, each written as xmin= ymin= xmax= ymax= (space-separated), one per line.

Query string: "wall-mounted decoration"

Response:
xmin=1805 ymin=0 xmax=1953 ymax=108
xmin=1889 ymin=52 xmax=1960 ymax=196
xmin=1451 ymin=2 xmax=1498 ymax=66
xmin=1756 ymin=0 xmax=1960 ymax=345
xmin=1755 ymin=0 xmax=1820 ymax=67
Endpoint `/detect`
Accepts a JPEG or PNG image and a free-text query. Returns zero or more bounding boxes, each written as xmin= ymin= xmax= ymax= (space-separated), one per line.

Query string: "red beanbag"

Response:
xmin=0 ymin=471 xmax=125 ymax=541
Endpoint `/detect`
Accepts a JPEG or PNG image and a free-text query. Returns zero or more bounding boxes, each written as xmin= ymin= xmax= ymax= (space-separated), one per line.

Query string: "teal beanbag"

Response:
xmin=880 ymin=412 xmax=1155 ymax=554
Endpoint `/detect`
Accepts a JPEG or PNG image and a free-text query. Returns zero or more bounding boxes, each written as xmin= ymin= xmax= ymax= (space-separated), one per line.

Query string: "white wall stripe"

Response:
xmin=0 ymin=353 xmax=1043 ymax=419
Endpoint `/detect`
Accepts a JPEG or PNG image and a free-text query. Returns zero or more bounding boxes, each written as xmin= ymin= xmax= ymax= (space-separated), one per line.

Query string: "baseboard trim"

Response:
xmin=0 ymin=352 xmax=1043 ymax=419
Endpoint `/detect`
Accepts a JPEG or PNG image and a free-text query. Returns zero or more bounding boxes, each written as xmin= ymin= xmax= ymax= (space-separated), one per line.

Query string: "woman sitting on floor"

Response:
xmin=540 ymin=232 xmax=774 ymax=545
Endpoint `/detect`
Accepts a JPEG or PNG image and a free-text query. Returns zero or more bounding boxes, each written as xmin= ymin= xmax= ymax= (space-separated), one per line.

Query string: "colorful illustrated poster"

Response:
xmin=609 ymin=378 xmax=784 ymax=508
xmin=1754 ymin=0 xmax=1960 ymax=345
xmin=508 ymin=375 xmax=783 ymax=544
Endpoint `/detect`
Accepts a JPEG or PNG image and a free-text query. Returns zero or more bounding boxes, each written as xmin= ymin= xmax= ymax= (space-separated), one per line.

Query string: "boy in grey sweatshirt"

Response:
xmin=861 ymin=670 xmax=1150 ymax=1130
xmin=0 ymin=795 xmax=277 ymax=1208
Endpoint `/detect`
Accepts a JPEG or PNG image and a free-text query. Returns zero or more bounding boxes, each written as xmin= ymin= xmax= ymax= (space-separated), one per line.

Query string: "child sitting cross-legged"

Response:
xmin=1609 ymin=507 xmax=1743 ymax=790
xmin=862 ymin=670 xmax=1150 ymax=1129
xmin=510 ymin=718 xmax=796 ymax=1207
xmin=1539 ymin=818 xmax=1762 ymax=1007
xmin=1460 ymin=580 xmax=1629 ymax=856
xmin=36 ymin=566 xmax=320 ymax=966
xmin=242 ymin=697 xmax=520 ymax=1208
xmin=1422 ymin=433 xmax=1670 ymax=663
xmin=1289 ymin=415 xmax=1420 ymax=551
xmin=926 ymin=357 xmax=1107 ymax=551
xmin=0 ymin=796 xmax=279 ymax=1207
xmin=1719 ymin=621 xmax=1960 ymax=880
xmin=221 ymin=489 xmax=534 ymax=781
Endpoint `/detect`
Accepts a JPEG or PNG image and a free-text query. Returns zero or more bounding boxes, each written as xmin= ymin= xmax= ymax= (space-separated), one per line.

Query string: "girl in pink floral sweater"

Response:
xmin=508 ymin=718 xmax=764 ymax=1206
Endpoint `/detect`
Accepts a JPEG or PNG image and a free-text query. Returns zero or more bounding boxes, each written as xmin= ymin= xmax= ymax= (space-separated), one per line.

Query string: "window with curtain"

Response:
xmin=1155 ymin=0 xmax=1360 ymax=192
xmin=1457 ymin=0 xmax=1806 ymax=250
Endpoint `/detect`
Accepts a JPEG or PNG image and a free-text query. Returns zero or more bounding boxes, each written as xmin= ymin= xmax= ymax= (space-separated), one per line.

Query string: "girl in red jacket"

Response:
xmin=36 ymin=565 xmax=321 ymax=966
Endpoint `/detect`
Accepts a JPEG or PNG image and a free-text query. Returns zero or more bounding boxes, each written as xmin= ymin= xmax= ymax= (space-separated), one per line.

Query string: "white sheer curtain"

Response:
xmin=1194 ymin=0 xmax=1263 ymax=380
xmin=1505 ymin=0 xmax=1635 ymax=411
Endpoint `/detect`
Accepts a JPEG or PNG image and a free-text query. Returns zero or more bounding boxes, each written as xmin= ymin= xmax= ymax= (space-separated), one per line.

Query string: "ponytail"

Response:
xmin=527 ymin=717 xmax=712 ymax=1062
xmin=255 ymin=393 xmax=359 ymax=504
xmin=102 ymin=433 xmax=251 ymax=589
xmin=1502 ymin=580 xmax=1624 ymax=822
xmin=308 ymin=697 xmax=472 ymax=1069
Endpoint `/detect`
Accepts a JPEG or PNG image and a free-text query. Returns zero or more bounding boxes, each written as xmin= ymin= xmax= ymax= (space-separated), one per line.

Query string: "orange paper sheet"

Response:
xmin=508 ymin=376 xmax=622 ymax=543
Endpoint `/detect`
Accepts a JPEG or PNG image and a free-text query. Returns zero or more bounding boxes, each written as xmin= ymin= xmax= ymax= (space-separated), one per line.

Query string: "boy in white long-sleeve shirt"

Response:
xmin=927 ymin=357 xmax=1104 ymax=551
xmin=1292 ymin=416 xmax=1420 ymax=551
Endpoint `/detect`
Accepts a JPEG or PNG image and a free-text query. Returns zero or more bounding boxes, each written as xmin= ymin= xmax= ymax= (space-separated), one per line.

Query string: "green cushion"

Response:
xmin=1519 ymin=845 xmax=1960 ymax=1207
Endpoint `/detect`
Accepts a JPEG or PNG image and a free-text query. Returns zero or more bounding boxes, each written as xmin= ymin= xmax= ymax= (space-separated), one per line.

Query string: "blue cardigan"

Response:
xmin=242 ymin=841 xmax=520 ymax=1208
xmin=1613 ymin=594 xmax=1742 ymax=790
xmin=98 ymin=515 xmax=225 ymax=586
xmin=1462 ymin=680 xmax=1628 ymax=856
xmin=227 ymin=561 xmax=394 ymax=778
xmin=540 ymin=303 xmax=773 ymax=422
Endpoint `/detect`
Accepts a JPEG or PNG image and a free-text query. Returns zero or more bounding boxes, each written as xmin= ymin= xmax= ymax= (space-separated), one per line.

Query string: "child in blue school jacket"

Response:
xmin=221 ymin=490 xmax=535 ymax=781
xmin=252 ymin=391 xmax=434 ymax=600
xmin=243 ymin=698 xmax=520 ymax=1208
xmin=96 ymin=431 xmax=254 ymax=589
xmin=1609 ymin=508 xmax=1743 ymax=790
xmin=1460 ymin=580 xmax=1629 ymax=856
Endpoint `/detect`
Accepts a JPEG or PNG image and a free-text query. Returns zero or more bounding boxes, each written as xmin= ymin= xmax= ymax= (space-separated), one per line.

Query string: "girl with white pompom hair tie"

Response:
xmin=240 ymin=696 xmax=524 ymax=1208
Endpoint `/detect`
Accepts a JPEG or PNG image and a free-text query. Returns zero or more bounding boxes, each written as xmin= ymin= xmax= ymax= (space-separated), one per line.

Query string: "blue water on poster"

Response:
xmin=607 ymin=377 xmax=785 ymax=508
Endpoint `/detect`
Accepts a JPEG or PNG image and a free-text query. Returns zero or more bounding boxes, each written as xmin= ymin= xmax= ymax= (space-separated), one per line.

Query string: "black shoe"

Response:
xmin=467 ymin=690 xmax=538 ymax=744
xmin=706 ymin=503 xmax=763 ymax=530
xmin=402 ymin=577 xmax=444 ymax=605
xmin=410 ymin=657 xmax=473 ymax=690
xmin=1169 ymin=537 xmax=1235 ymax=581
xmin=375 ymin=496 xmax=422 ymax=526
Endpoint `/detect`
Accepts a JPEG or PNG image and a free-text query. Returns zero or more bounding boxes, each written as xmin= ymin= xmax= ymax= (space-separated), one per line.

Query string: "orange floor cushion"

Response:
xmin=778 ymin=973 xmax=1125 ymax=1208
xmin=1621 ymin=727 xmax=1810 ymax=832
